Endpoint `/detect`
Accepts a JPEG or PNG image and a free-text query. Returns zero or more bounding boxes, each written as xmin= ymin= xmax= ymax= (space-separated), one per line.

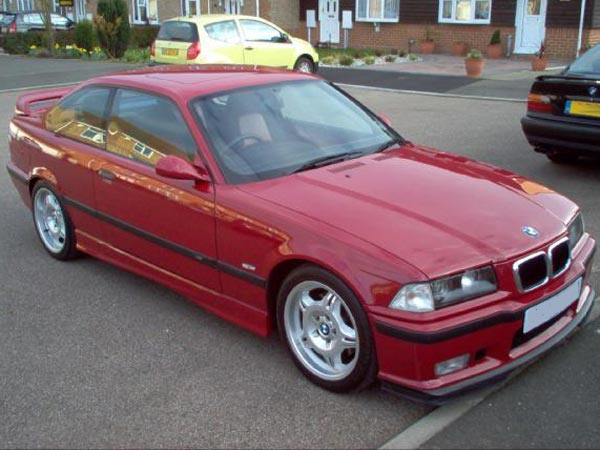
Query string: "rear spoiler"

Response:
xmin=15 ymin=86 xmax=76 ymax=117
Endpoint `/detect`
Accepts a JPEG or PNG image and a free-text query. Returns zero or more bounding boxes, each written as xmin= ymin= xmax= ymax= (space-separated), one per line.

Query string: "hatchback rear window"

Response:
xmin=157 ymin=21 xmax=198 ymax=42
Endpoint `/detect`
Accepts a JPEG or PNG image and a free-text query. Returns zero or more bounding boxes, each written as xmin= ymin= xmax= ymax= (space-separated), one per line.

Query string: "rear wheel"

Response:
xmin=32 ymin=181 xmax=78 ymax=260
xmin=294 ymin=56 xmax=315 ymax=73
xmin=546 ymin=151 xmax=579 ymax=164
xmin=277 ymin=264 xmax=376 ymax=392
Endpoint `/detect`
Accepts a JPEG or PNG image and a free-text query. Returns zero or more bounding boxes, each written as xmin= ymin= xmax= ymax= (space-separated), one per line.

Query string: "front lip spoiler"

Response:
xmin=381 ymin=286 xmax=596 ymax=404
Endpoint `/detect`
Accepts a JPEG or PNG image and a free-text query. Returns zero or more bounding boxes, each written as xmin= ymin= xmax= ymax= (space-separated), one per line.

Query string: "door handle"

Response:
xmin=98 ymin=168 xmax=115 ymax=181
xmin=245 ymin=46 xmax=254 ymax=50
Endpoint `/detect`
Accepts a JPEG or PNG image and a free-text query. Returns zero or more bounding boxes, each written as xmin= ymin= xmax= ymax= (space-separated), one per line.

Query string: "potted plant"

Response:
xmin=465 ymin=49 xmax=485 ymax=77
xmin=486 ymin=29 xmax=503 ymax=59
xmin=419 ymin=28 xmax=435 ymax=54
xmin=531 ymin=41 xmax=548 ymax=71
xmin=452 ymin=41 xmax=467 ymax=57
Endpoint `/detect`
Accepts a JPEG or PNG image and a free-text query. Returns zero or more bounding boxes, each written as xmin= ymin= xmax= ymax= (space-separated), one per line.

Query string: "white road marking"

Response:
xmin=337 ymin=83 xmax=527 ymax=103
xmin=0 ymin=81 xmax=79 ymax=94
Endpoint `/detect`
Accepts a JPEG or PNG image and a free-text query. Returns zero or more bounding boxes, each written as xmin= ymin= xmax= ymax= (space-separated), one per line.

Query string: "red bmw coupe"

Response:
xmin=6 ymin=66 xmax=596 ymax=401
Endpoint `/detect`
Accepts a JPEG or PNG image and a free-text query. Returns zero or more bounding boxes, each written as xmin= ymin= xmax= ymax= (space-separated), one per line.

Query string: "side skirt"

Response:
xmin=76 ymin=230 xmax=270 ymax=337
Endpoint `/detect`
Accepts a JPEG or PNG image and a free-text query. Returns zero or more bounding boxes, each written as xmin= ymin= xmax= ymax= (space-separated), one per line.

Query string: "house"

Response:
xmin=298 ymin=0 xmax=600 ymax=58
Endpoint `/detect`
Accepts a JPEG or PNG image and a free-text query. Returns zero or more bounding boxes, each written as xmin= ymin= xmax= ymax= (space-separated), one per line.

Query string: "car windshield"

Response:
xmin=190 ymin=80 xmax=402 ymax=184
xmin=565 ymin=45 xmax=600 ymax=77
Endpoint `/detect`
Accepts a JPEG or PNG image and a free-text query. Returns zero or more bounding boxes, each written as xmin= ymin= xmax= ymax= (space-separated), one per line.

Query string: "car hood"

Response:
xmin=240 ymin=144 xmax=576 ymax=279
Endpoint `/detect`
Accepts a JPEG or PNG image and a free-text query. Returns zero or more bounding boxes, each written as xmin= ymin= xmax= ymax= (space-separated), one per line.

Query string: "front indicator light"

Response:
xmin=435 ymin=354 xmax=470 ymax=377
xmin=389 ymin=283 xmax=434 ymax=313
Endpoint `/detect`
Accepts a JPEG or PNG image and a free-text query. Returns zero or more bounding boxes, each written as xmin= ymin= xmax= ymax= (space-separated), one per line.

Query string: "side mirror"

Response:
xmin=378 ymin=113 xmax=392 ymax=127
xmin=156 ymin=155 xmax=210 ymax=182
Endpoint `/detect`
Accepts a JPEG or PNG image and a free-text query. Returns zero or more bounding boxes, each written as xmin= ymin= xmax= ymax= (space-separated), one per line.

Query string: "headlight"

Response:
xmin=390 ymin=266 xmax=497 ymax=312
xmin=568 ymin=213 xmax=584 ymax=251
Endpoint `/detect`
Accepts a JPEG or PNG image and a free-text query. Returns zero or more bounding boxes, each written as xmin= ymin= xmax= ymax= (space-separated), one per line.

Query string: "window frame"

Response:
xmin=438 ymin=0 xmax=492 ymax=25
xmin=239 ymin=19 xmax=286 ymax=43
xmin=204 ymin=19 xmax=242 ymax=45
xmin=355 ymin=0 xmax=400 ymax=23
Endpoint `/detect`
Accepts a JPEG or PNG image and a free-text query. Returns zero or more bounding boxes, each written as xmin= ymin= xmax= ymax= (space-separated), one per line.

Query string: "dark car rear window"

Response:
xmin=157 ymin=21 xmax=198 ymax=42
xmin=566 ymin=45 xmax=600 ymax=77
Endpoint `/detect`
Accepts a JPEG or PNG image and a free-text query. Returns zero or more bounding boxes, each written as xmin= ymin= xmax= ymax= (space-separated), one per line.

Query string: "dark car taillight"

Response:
xmin=186 ymin=41 xmax=200 ymax=60
xmin=150 ymin=41 xmax=155 ymax=57
xmin=527 ymin=93 xmax=552 ymax=114
xmin=9 ymin=21 xmax=16 ymax=32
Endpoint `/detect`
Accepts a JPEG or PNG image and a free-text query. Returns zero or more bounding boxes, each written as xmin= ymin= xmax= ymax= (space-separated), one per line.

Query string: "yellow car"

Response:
xmin=151 ymin=14 xmax=319 ymax=73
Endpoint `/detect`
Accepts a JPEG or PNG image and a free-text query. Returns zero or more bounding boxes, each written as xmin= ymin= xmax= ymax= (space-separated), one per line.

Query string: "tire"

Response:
xmin=277 ymin=264 xmax=377 ymax=392
xmin=294 ymin=56 xmax=315 ymax=74
xmin=546 ymin=152 xmax=579 ymax=164
xmin=31 ymin=181 xmax=78 ymax=260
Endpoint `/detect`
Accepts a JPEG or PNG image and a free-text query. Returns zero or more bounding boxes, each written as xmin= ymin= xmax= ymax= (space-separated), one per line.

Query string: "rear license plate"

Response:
xmin=523 ymin=277 xmax=582 ymax=334
xmin=161 ymin=48 xmax=179 ymax=56
xmin=564 ymin=100 xmax=600 ymax=118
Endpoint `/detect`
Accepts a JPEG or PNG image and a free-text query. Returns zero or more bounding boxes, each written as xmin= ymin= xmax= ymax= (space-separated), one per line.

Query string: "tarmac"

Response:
xmin=320 ymin=53 xmax=571 ymax=102
xmin=322 ymin=53 xmax=600 ymax=450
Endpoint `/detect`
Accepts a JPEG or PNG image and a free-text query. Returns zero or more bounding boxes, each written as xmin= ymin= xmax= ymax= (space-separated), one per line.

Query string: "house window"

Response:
xmin=356 ymin=0 xmax=399 ymax=23
xmin=17 ymin=0 xmax=34 ymax=11
xmin=132 ymin=0 xmax=159 ymax=24
xmin=224 ymin=0 xmax=242 ymax=14
xmin=439 ymin=0 xmax=491 ymax=24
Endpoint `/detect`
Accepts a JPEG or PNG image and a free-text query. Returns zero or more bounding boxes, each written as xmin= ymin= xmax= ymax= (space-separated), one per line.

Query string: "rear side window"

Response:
xmin=157 ymin=21 xmax=198 ymax=42
xmin=240 ymin=19 xmax=282 ymax=42
xmin=105 ymin=89 xmax=197 ymax=166
xmin=45 ymin=87 xmax=110 ymax=149
xmin=204 ymin=20 xmax=240 ymax=44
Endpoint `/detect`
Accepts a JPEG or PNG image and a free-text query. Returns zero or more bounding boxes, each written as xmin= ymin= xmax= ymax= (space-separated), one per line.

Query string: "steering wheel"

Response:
xmin=226 ymin=134 xmax=265 ymax=151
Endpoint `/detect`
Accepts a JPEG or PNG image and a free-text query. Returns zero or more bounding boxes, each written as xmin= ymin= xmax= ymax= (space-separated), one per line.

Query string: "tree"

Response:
xmin=95 ymin=0 xmax=130 ymax=59
xmin=39 ymin=0 xmax=55 ymax=52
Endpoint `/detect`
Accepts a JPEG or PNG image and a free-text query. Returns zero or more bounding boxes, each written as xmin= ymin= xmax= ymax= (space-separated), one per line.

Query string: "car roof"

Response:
xmin=162 ymin=14 xmax=271 ymax=25
xmin=83 ymin=65 xmax=320 ymax=101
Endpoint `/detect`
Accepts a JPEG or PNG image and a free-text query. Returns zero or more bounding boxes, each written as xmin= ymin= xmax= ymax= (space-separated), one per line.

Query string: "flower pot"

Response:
xmin=419 ymin=41 xmax=435 ymax=54
xmin=531 ymin=56 xmax=548 ymax=71
xmin=451 ymin=42 xmax=467 ymax=57
xmin=465 ymin=58 xmax=484 ymax=77
xmin=486 ymin=44 xmax=503 ymax=59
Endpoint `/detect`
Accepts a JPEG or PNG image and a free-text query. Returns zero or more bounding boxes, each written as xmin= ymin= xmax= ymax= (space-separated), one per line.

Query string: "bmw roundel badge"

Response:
xmin=589 ymin=86 xmax=598 ymax=97
xmin=522 ymin=226 xmax=540 ymax=238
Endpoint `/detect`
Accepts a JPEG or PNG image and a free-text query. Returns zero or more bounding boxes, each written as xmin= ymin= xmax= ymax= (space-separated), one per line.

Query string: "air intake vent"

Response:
xmin=549 ymin=237 xmax=570 ymax=277
xmin=514 ymin=252 xmax=549 ymax=292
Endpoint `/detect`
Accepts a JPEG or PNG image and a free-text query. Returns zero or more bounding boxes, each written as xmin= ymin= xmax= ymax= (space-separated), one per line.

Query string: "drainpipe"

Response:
xmin=256 ymin=0 xmax=259 ymax=17
xmin=577 ymin=0 xmax=587 ymax=57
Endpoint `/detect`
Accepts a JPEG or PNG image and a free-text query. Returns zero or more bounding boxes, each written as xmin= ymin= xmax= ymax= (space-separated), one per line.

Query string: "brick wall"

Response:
xmin=300 ymin=21 xmax=585 ymax=59
xmin=269 ymin=0 xmax=300 ymax=35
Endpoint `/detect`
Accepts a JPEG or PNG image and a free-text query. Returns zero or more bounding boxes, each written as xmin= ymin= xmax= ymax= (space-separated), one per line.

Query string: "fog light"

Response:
xmin=434 ymin=354 xmax=470 ymax=376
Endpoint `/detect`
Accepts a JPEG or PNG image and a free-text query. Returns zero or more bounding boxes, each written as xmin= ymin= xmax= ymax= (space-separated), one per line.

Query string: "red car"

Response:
xmin=6 ymin=66 xmax=596 ymax=401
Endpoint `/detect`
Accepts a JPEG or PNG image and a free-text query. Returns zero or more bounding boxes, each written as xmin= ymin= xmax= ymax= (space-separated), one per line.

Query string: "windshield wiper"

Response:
xmin=292 ymin=151 xmax=364 ymax=174
xmin=372 ymin=138 xmax=405 ymax=153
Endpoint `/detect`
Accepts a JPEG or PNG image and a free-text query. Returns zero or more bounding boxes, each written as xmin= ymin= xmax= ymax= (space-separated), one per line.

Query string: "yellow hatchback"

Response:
xmin=151 ymin=15 xmax=319 ymax=73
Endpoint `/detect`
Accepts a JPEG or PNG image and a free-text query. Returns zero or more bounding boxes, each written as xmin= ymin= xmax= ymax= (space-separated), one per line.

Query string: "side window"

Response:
xmin=106 ymin=89 xmax=197 ymax=166
xmin=45 ymin=87 xmax=110 ymax=149
xmin=204 ymin=20 xmax=240 ymax=44
xmin=240 ymin=19 xmax=282 ymax=42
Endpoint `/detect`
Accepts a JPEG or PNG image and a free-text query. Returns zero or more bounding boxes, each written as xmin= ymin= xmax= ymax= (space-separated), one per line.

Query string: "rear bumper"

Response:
xmin=521 ymin=114 xmax=600 ymax=156
xmin=372 ymin=237 xmax=596 ymax=403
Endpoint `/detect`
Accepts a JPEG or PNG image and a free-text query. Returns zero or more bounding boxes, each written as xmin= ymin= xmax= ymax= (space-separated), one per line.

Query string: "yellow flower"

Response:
xmin=29 ymin=45 xmax=37 ymax=50
xmin=66 ymin=45 xmax=73 ymax=50
xmin=54 ymin=43 xmax=60 ymax=49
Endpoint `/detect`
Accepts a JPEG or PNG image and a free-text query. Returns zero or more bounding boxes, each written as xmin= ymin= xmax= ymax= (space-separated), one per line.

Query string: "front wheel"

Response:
xmin=277 ymin=265 xmax=376 ymax=392
xmin=294 ymin=56 xmax=315 ymax=73
xmin=32 ymin=181 xmax=78 ymax=260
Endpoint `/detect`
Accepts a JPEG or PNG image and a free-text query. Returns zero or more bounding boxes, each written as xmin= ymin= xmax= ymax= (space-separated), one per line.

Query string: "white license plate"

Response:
xmin=523 ymin=278 xmax=582 ymax=334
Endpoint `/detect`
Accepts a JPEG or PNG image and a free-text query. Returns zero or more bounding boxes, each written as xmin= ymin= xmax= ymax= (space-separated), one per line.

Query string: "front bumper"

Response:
xmin=372 ymin=236 xmax=596 ymax=403
xmin=521 ymin=114 xmax=600 ymax=157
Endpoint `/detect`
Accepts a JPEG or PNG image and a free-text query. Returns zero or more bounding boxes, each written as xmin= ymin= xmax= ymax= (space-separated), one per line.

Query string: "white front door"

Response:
xmin=319 ymin=0 xmax=340 ymax=44
xmin=515 ymin=0 xmax=548 ymax=54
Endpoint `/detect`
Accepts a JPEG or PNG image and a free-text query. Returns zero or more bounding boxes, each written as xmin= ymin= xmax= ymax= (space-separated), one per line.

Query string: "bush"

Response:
xmin=364 ymin=56 xmax=376 ymax=65
xmin=384 ymin=54 xmax=396 ymax=62
xmin=2 ymin=32 xmax=44 ymax=54
xmin=129 ymin=25 xmax=159 ymax=49
xmin=339 ymin=55 xmax=354 ymax=66
xmin=490 ymin=29 xmax=501 ymax=45
xmin=123 ymin=47 xmax=150 ymax=63
xmin=390 ymin=48 xmax=398 ymax=55
xmin=374 ymin=49 xmax=383 ymax=57
xmin=399 ymin=50 xmax=407 ymax=57
xmin=95 ymin=0 xmax=130 ymax=58
xmin=54 ymin=29 xmax=76 ymax=47
xmin=320 ymin=55 xmax=337 ymax=65
xmin=74 ymin=19 xmax=96 ymax=53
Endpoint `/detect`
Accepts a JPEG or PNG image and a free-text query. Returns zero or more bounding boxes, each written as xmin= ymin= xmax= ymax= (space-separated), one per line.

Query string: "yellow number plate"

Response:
xmin=565 ymin=100 xmax=600 ymax=118
xmin=161 ymin=48 xmax=179 ymax=56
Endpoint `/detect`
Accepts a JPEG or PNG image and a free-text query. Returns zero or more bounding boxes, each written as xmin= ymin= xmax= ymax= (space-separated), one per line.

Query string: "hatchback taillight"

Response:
xmin=150 ymin=41 xmax=155 ymax=57
xmin=9 ymin=21 xmax=16 ymax=32
xmin=527 ymin=93 xmax=553 ymax=114
xmin=186 ymin=41 xmax=200 ymax=60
